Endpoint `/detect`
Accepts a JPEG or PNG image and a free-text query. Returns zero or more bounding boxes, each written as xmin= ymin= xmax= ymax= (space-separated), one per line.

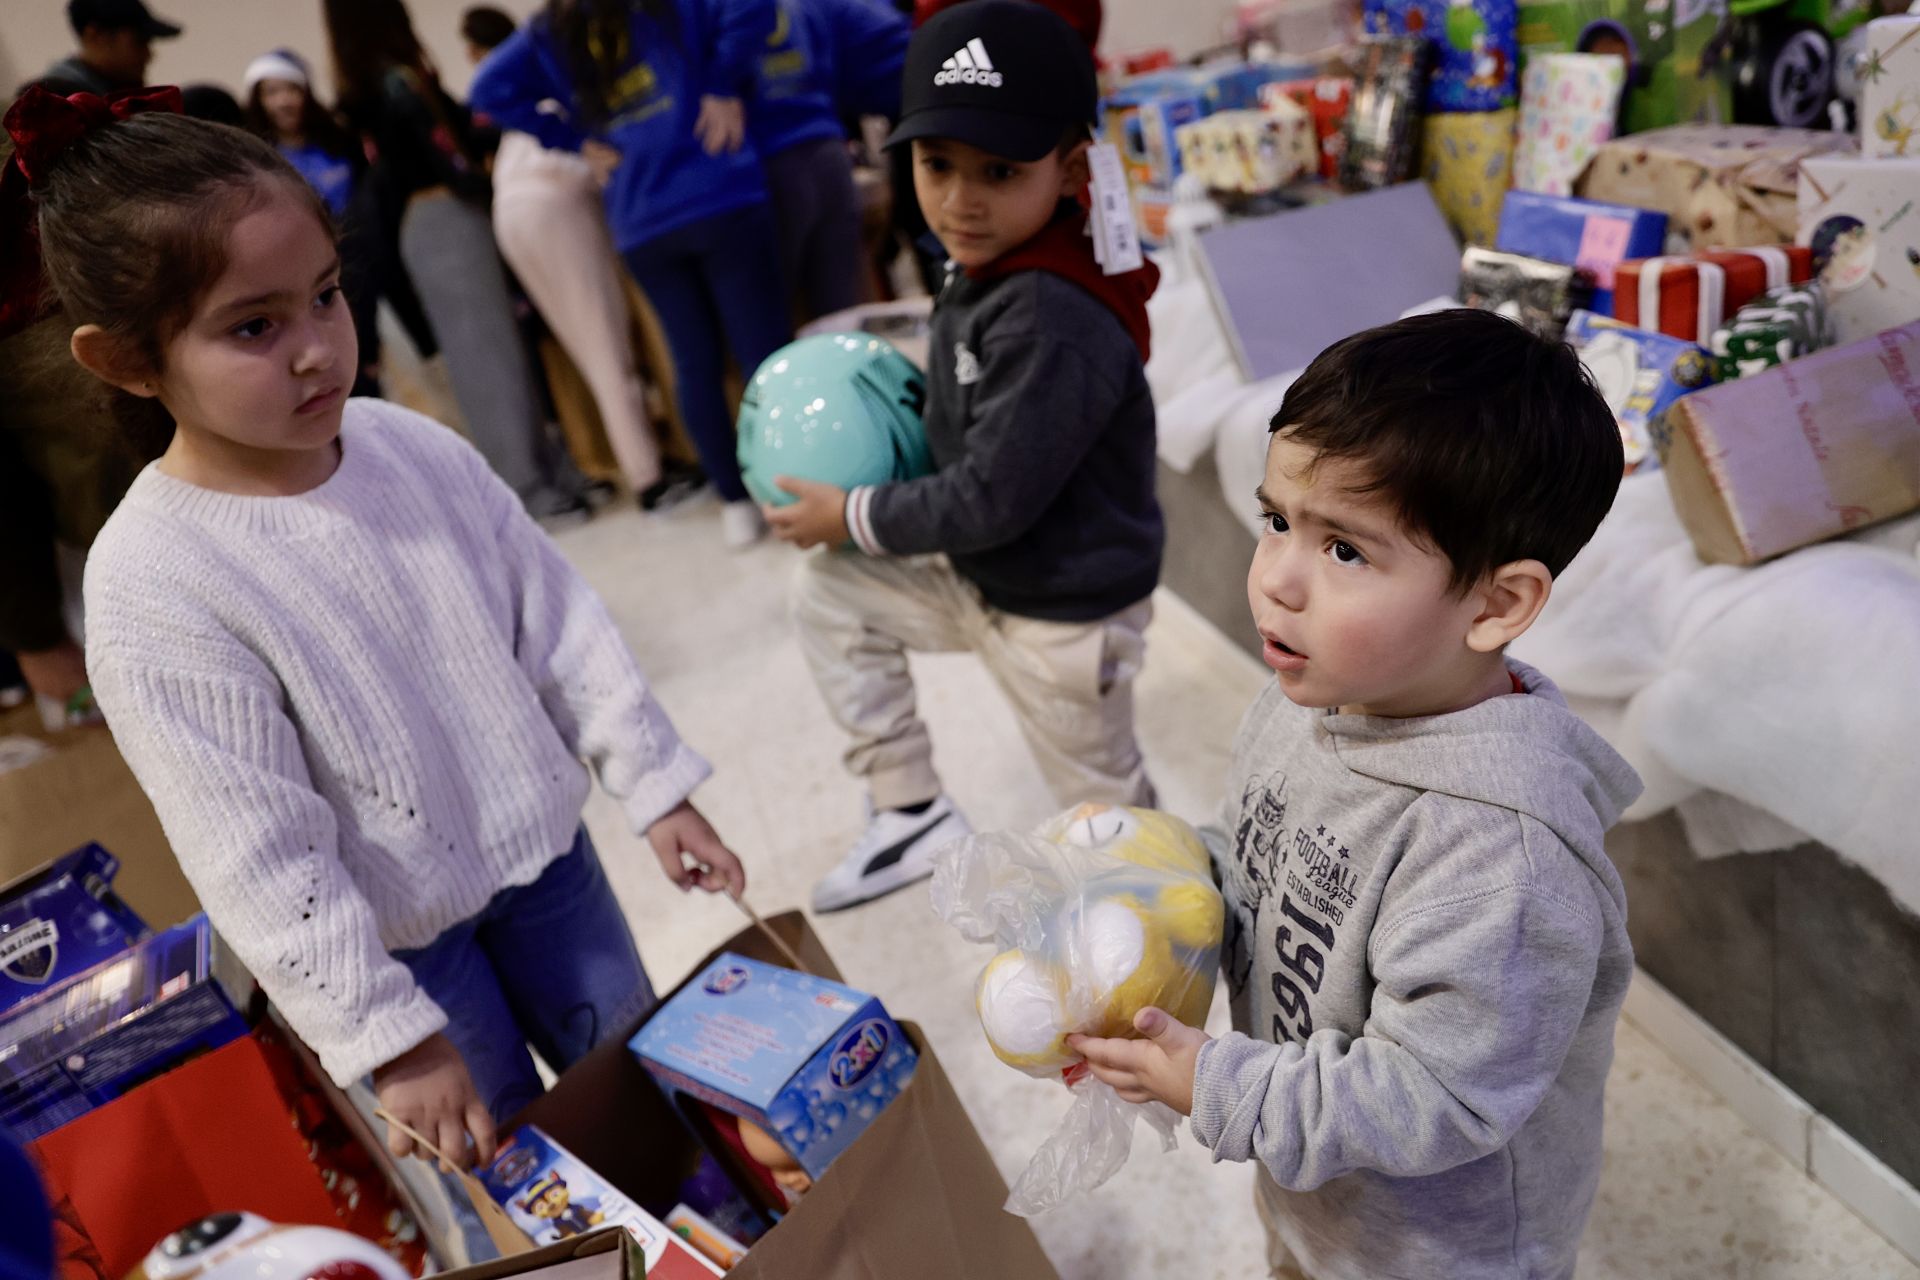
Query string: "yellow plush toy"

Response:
xmin=969 ymin=804 xmax=1224 ymax=1077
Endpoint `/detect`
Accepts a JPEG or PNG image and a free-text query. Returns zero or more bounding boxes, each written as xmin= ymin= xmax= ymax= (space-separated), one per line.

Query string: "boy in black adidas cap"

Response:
xmin=767 ymin=0 xmax=1165 ymax=912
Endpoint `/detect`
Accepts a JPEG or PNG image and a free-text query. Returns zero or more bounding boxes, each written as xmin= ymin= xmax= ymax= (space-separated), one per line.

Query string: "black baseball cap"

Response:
xmin=885 ymin=0 xmax=1097 ymax=163
xmin=68 ymin=0 xmax=182 ymax=40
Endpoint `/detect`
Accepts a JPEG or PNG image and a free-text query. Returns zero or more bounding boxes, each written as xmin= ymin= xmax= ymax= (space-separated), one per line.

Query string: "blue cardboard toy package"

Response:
xmin=0 ymin=913 xmax=251 ymax=1140
xmin=1564 ymin=310 xmax=1713 ymax=473
xmin=1496 ymin=190 xmax=1667 ymax=316
xmin=630 ymin=954 xmax=917 ymax=1181
xmin=0 ymin=844 xmax=149 ymax=1013
xmin=1364 ymin=0 xmax=1518 ymax=112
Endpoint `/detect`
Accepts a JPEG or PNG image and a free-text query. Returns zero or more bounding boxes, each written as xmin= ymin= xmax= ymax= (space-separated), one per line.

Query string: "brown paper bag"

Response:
xmin=1657 ymin=321 xmax=1920 ymax=563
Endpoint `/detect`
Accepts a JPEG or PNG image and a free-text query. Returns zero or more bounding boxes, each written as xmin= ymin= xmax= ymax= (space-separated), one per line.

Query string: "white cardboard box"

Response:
xmin=1797 ymin=154 xmax=1920 ymax=345
xmin=1859 ymin=16 xmax=1920 ymax=160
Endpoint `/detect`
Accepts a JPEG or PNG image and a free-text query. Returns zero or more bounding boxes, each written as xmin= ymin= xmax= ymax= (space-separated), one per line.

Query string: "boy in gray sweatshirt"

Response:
xmin=1073 ymin=309 xmax=1643 ymax=1279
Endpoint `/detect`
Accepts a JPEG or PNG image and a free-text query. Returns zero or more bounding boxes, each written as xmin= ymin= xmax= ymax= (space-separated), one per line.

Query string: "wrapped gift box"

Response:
xmin=1579 ymin=124 xmax=1854 ymax=251
xmin=1511 ymin=52 xmax=1624 ymax=196
xmin=1264 ymin=77 xmax=1352 ymax=181
xmin=1859 ymin=16 xmax=1920 ymax=160
xmin=1614 ymin=246 xmax=1813 ymax=345
xmin=1362 ymin=0 xmax=1518 ymax=113
xmin=1656 ymin=322 xmax=1920 ymax=565
xmin=1342 ymin=36 xmax=1431 ymax=191
xmin=1460 ymin=246 xmax=1593 ymax=338
xmin=1710 ymin=281 xmax=1832 ymax=382
xmin=1797 ymin=155 xmax=1920 ymax=346
xmin=1421 ymin=109 xmax=1517 ymax=246
xmin=1495 ymin=190 xmax=1667 ymax=313
xmin=1179 ymin=103 xmax=1317 ymax=196
xmin=1564 ymin=310 xmax=1712 ymax=472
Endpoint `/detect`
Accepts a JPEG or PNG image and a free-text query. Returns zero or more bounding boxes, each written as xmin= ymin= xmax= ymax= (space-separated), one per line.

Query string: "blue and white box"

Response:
xmin=630 ymin=954 xmax=917 ymax=1180
xmin=0 ymin=844 xmax=149 ymax=1013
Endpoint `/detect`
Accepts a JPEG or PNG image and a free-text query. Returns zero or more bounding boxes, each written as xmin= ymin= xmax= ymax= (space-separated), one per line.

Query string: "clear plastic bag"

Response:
xmin=930 ymin=803 xmax=1224 ymax=1215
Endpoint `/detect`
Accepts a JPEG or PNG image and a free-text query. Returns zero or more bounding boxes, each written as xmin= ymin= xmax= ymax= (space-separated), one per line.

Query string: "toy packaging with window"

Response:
xmin=931 ymin=803 xmax=1225 ymax=1215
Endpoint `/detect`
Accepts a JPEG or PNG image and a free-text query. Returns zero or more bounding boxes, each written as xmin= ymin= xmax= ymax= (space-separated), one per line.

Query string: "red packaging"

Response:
xmin=1121 ymin=49 xmax=1175 ymax=75
xmin=1266 ymin=78 xmax=1352 ymax=180
xmin=1613 ymin=245 xmax=1813 ymax=344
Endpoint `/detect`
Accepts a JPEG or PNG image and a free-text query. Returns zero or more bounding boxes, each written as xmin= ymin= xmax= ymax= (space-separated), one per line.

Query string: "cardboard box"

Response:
xmin=631 ymin=953 xmax=916 ymax=1183
xmin=0 ymin=711 xmax=200 ymax=928
xmin=0 ymin=843 xmax=148 ymax=1010
xmin=1614 ymin=246 xmax=1813 ymax=345
xmin=1859 ymin=16 xmax=1920 ymax=160
xmin=1579 ymin=124 xmax=1854 ymax=252
xmin=1797 ymin=155 xmax=1920 ymax=347
xmin=1363 ymin=0 xmax=1518 ymax=113
xmin=0 ymin=914 xmax=252 ymax=1140
xmin=496 ymin=912 xmax=1059 ymax=1280
xmin=1565 ymin=310 xmax=1713 ymax=471
xmin=1495 ymin=189 xmax=1666 ymax=313
xmin=1420 ymin=108 xmax=1517 ymax=247
xmin=1177 ymin=105 xmax=1317 ymax=196
xmin=1511 ymin=52 xmax=1624 ymax=197
xmin=434 ymin=1228 xmax=709 ymax=1280
xmin=1655 ymin=321 xmax=1920 ymax=564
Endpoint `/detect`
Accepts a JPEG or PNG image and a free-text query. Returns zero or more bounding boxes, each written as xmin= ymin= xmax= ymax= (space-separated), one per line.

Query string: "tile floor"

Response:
xmin=557 ymin=497 xmax=1916 ymax=1279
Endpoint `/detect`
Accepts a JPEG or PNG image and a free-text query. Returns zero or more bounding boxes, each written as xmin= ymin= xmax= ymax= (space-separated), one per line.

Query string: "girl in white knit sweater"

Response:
xmin=19 ymin=87 xmax=744 ymax=1173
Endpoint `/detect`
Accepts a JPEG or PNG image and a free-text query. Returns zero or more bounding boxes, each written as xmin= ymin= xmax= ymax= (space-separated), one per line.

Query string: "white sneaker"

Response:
xmin=721 ymin=500 xmax=766 ymax=549
xmin=812 ymin=794 xmax=971 ymax=913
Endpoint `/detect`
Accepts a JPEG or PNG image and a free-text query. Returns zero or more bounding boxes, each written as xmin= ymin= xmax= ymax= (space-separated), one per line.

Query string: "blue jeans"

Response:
xmin=624 ymin=203 xmax=793 ymax=503
xmin=393 ymin=827 xmax=653 ymax=1123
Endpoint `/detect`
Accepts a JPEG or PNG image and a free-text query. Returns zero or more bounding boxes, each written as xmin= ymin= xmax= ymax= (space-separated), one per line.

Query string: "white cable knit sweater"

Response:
xmin=84 ymin=398 xmax=711 ymax=1086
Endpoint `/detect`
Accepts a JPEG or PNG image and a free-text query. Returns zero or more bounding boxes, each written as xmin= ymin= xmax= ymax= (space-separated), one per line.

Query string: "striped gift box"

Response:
xmin=1613 ymin=246 xmax=1813 ymax=345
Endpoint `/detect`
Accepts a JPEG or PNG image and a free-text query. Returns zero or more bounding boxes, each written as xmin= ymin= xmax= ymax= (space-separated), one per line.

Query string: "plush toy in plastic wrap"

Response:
xmin=930 ymin=803 xmax=1223 ymax=1215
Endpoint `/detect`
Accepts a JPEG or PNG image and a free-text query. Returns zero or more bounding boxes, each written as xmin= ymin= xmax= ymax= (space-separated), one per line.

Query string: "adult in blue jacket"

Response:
xmin=750 ymin=0 xmax=909 ymax=320
xmin=473 ymin=0 xmax=795 ymax=547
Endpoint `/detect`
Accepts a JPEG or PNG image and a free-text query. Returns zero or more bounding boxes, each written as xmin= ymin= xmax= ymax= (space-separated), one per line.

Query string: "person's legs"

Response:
xmin=980 ymin=599 xmax=1156 ymax=808
xmin=480 ymin=827 xmax=656 ymax=1075
xmin=626 ymin=237 xmax=748 ymax=503
xmin=697 ymin=204 xmax=795 ymax=396
xmin=767 ymin=136 xmax=867 ymax=322
xmin=391 ymin=919 xmax=546 ymax=1126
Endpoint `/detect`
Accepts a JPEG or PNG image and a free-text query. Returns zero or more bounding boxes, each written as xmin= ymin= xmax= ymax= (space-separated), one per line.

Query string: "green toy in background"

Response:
xmin=1517 ymin=0 xmax=1735 ymax=133
xmin=735 ymin=333 xmax=934 ymax=510
xmin=1726 ymin=0 xmax=1875 ymax=128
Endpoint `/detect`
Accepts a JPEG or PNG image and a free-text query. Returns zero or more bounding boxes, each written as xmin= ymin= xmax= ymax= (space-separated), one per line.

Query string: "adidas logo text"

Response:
xmin=935 ymin=38 xmax=1003 ymax=87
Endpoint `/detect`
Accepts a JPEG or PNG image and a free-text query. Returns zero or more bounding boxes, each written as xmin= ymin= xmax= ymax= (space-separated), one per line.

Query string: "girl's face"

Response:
xmin=155 ymin=181 xmax=355 ymax=457
xmin=260 ymin=79 xmax=308 ymax=139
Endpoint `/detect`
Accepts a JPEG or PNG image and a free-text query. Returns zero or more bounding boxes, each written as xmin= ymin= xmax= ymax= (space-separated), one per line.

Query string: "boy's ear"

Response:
xmin=1465 ymin=559 xmax=1553 ymax=653
xmin=1058 ymin=138 xmax=1092 ymax=197
xmin=70 ymin=325 xmax=160 ymax=399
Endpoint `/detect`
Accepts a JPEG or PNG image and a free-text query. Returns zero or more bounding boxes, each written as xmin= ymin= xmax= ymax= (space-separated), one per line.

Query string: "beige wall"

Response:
xmin=0 ymin=0 xmax=1241 ymax=105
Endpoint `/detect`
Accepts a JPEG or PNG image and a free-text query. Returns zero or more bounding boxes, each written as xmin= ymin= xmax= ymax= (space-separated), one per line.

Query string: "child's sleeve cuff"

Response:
xmin=846 ymin=486 xmax=888 ymax=556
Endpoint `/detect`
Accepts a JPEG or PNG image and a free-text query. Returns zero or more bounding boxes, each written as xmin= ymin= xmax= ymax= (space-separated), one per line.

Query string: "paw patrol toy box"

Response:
xmin=630 ymin=954 xmax=917 ymax=1181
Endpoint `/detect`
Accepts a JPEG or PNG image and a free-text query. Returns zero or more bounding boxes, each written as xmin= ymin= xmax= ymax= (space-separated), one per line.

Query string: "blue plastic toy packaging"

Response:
xmin=1564 ymin=310 xmax=1713 ymax=473
xmin=630 ymin=954 xmax=917 ymax=1181
xmin=0 ymin=844 xmax=148 ymax=1013
xmin=1363 ymin=0 xmax=1517 ymax=112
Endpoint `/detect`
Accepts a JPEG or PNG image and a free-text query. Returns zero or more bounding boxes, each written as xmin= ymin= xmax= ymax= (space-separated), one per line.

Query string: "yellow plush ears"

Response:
xmin=1052 ymin=803 xmax=1212 ymax=877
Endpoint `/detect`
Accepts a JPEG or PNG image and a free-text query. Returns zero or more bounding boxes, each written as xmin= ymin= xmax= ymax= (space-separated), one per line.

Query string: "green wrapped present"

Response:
xmin=1710 ymin=281 xmax=1831 ymax=382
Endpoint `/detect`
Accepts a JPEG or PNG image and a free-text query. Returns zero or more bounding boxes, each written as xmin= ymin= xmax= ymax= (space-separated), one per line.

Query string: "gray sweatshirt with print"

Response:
xmin=1191 ymin=661 xmax=1642 ymax=1280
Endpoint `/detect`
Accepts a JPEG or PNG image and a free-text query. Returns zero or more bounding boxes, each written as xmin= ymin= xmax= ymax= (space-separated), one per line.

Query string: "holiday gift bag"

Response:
xmin=1363 ymin=0 xmax=1517 ymax=113
xmin=1797 ymin=155 xmax=1920 ymax=346
xmin=1656 ymin=321 xmax=1920 ymax=565
xmin=1421 ymin=109 xmax=1517 ymax=246
xmin=1511 ymin=52 xmax=1624 ymax=196
xmin=1614 ymin=246 xmax=1813 ymax=345
xmin=1859 ymin=16 xmax=1920 ymax=160
xmin=1579 ymin=124 xmax=1853 ymax=251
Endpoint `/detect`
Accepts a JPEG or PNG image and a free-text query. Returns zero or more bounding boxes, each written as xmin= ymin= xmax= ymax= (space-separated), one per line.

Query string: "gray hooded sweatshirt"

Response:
xmin=1192 ymin=661 xmax=1642 ymax=1280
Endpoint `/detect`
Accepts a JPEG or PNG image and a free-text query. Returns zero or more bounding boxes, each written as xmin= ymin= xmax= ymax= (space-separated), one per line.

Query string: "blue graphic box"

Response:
xmin=1495 ymin=190 xmax=1668 ymax=317
xmin=630 ymin=953 xmax=917 ymax=1180
xmin=0 ymin=844 xmax=149 ymax=1013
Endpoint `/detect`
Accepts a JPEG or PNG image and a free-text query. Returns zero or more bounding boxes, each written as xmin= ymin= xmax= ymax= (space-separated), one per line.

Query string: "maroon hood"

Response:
xmin=964 ymin=207 xmax=1160 ymax=361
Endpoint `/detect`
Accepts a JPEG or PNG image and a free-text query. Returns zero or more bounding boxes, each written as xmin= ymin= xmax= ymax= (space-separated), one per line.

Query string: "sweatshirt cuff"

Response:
xmin=620 ymin=740 xmax=714 ymax=835
xmin=1190 ymin=1031 xmax=1296 ymax=1168
xmin=846 ymin=486 xmax=888 ymax=556
xmin=320 ymin=983 xmax=449 ymax=1088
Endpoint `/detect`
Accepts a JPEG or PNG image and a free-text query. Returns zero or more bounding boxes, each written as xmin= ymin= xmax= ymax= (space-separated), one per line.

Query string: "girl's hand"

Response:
xmin=582 ymin=139 xmax=622 ymax=188
xmin=1068 ymin=1007 xmax=1211 ymax=1116
xmin=765 ymin=477 xmax=850 ymax=549
xmin=373 ymin=1033 xmax=497 ymax=1171
xmin=695 ymin=95 xmax=746 ymax=155
xmin=648 ymin=799 xmax=747 ymax=896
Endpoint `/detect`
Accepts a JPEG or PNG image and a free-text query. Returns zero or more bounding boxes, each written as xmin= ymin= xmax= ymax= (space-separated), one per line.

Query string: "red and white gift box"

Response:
xmin=1613 ymin=246 xmax=1814 ymax=345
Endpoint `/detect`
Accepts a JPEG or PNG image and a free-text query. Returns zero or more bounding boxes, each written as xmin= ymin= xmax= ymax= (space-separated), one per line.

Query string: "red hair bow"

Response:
xmin=4 ymin=83 xmax=184 ymax=186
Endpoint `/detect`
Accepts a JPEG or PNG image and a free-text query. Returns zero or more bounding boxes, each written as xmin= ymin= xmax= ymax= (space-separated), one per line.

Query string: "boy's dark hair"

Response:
xmin=1270 ymin=309 xmax=1623 ymax=589
xmin=461 ymin=5 xmax=519 ymax=51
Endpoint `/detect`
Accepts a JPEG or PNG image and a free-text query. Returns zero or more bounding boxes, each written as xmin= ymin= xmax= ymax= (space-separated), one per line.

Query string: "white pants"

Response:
xmin=491 ymin=133 xmax=661 ymax=492
xmin=793 ymin=550 xmax=1155 ymax=811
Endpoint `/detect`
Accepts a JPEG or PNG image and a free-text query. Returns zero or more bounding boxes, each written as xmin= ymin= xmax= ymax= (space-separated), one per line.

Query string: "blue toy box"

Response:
xmin=630 ymin=954 xmax=917 ymax=1181
xmin=1496 ymin=190 xmax=1668 ymax=317
xmin=0 ymin=844 xmax=149 ymax=1013
xmin=1363 ymin=0 xmax=1517 ymax=112
xmin=0 ymin=914 xmax=252 ymax=1140
xmin=1564 ymin=310 xmax=1713 ymax=473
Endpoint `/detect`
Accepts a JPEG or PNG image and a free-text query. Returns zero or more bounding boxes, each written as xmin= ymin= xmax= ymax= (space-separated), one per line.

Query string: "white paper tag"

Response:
xmin=1086 ymin=140 xmax=1144 ymax=276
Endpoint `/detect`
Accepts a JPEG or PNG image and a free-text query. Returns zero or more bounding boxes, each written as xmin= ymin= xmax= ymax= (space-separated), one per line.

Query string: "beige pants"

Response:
xmin=1256 ymin=1167 xmax=1315 ymax=1280
xmin=793 ymin=550 xmax=1155 ymax=811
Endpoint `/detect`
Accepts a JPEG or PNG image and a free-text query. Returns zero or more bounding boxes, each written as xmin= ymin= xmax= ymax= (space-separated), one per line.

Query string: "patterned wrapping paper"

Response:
xmin=1342 ymin=36 xmax=1432 ymax=191
xmin=1265 ymin=77 xmax=1353 ymax=181
xmin=1859 ymin=16 xmax=1920 ymax=160
xmin=1613 ymin=245 xmax=1814 ymax=345
xmin=1797 ymin=154 xmax=1920 ymax=346
xmin=1710 ymin=280 xmax=1832 ymax=383
xmin=1460 ymin=245 xmax=1593 ymax=338
xmin=1511 ymin=52 xmax=1625 ymax=196
xmin=1421 ymin=109 xmax=1517 ymax=246
xmin=1362 ymin=0 xmax=1518 ymax=113
xmin=1579 ymin=123 xmax=1854 ymax=251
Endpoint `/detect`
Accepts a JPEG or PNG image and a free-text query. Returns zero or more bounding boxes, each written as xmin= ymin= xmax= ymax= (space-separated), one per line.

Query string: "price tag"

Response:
xmin=1086 ymin=140 xmax=1144 ymax=276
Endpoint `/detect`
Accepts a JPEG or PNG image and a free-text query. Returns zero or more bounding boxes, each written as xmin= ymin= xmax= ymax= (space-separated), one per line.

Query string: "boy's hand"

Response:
xmin=648 ymin=799 xmax=747 ymax=896
xmin=1068 ymin=1007 xmax=1210 ymax=1116
xmin=764 ymin=477 xmax=850 ymax=549
xmin=373 ymin=1033 xmax=497 ymax=1172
